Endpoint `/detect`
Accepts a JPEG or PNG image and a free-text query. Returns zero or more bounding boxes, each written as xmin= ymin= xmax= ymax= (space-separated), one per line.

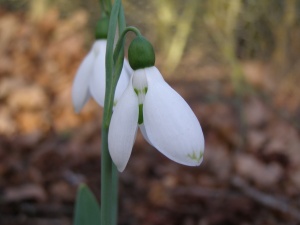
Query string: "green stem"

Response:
xmin=113 ymin=26 xmax=142 ymax=62
xmin=111 ymin=4 xmax=126 ymax=225
xmin=101 ymin=0 xmax=121 ymax=224
xmin=111 ymin=163 xmax=118 ymax=225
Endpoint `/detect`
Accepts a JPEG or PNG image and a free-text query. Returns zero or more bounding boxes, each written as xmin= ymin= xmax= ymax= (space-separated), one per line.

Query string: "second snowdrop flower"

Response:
xmin=72 ymin=17 xmax=132 ymax=113
xmin=108 ymin=36 xmax=205 ymax=172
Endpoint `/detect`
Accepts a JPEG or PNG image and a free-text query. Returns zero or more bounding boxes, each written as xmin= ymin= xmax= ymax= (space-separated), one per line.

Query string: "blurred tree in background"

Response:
xmin=2 ymin=0 xmax=299 ymax=72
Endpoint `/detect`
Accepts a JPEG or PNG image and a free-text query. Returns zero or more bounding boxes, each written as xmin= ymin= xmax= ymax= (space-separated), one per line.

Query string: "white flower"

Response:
xmin=108 ymin=66 xmax=205 ymax=172
xmin=72 ymin=40 xmax=132 ymax=112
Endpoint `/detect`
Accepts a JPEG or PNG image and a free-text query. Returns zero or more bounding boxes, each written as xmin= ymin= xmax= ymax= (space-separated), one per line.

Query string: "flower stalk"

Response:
xmin=100 ymin=0 xmax=126 ymax=224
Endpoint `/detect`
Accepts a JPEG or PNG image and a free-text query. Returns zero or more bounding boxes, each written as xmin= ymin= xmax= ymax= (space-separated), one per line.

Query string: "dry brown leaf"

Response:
xmin=242 ymin=60 xmax=275 ymax=90
xmin=245 ymin=97 xmax=270 ymax=127
xmin=202 ymin=137 xmax=232 ymax=181
xmin=235 ymin=153 xmax=283 ymax=188
xmin=0 ymin=14 xmax=19 ymax=51
xmin=38 ymin=8 xmax=60 ymax=35
xmin=3 ymin=183 xmax=47 ymax=202
xmin=206 ymin=103 xmax=239 ymax=145
xmin=17 ymin=111 xmax=50 ymax=134
xmin=147 ymin=181 xmax=172 ymax=207
xmin=247 ymin=129 xmax=268 ymax=152
xmin=0 ymin=108 xmax=16 ymax=135
xmin=0 ymin=78 xmax=24 ymax=99
xmin=289 ymin=170 xmax=300 ymax=190
xmin=53 ymin=10 xmax=88 ymax=42
xmin=8 ymin=85 xmax=48 ymax=111
xmin=49 ymin=181 xmax=75 ymax=202
xmin=265 ymin=121 xmax=300 ymax=167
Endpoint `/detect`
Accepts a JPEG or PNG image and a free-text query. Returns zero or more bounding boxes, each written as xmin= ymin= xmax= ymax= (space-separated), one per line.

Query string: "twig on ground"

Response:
xmin=231 ymin=176 xmax=300 ymax=221
xmin=172 ymin=186 xmax=241 ymax=199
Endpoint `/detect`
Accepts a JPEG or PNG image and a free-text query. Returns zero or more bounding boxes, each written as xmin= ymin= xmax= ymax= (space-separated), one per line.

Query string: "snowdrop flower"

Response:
xmin=72 ymin=18 xmax=132 ymax=112
xmin=108 ymin=36 xmax=204 ymax=172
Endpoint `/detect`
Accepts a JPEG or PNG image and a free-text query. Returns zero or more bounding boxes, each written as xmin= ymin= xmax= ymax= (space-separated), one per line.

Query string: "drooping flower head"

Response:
xmin=108 ymin=36 xmax=204 ymax=172
xmin=72 ymin=17 xmax=132 ymax=112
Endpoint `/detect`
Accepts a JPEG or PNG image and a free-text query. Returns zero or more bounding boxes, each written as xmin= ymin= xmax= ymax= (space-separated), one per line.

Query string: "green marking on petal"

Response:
xmin=134 ymin=87 xmax=147 ymax=96
xmin=143 ymin=87 xmax=148 ymax=94
xmin=134 ymin=88 xmax=139 ymax=95
xmin=187 ymin=151 xmax=203 ymax=163
xmin=138 ymin=104 xmax=144 ymax=124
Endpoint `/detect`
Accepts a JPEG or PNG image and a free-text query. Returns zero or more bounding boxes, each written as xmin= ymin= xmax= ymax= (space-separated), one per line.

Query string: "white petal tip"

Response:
xmin=109 ymin=150 xmax=130 ymax=173
xmin=116 ymin=163 xmax=126 ymax=172
xmin=71 ymin=91 xmax=90 ymax=113
xmin=186 ymin=150 xmax=204 ymax=166
xmin=109 ymin=148 xmax=130 ymax=172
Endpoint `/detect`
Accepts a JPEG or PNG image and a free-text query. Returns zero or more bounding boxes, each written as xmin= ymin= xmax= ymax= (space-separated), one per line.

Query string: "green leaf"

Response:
xmin=74 ymin=184 xmax=101 ymax=225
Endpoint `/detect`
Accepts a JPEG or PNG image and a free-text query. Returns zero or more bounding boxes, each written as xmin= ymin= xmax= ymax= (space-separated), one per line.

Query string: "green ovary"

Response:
xmin=134 ymin=87 xmax=147 ymax=125
xmin=138 ymin=104 xmax=144 ymax=124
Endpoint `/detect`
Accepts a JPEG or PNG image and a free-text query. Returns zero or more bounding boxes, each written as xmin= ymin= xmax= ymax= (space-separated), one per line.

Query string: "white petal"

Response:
xmin=89 ymin=40 xmax=107 ymax=107
xmin=71 ymin=51 xmax=94 ymax=113
xmin=114 ymin=59 xmax=132 ymax=104
xmin=124 ymin=58 xmax=133 ymax=76
xmin=139 ymin=124 xmax=151 ymax=145
xmin=108 ymin=78 xmax=139 ymax=172
xmin=143 ymin=67 xmax=205 ymax=166
xmin=92 ymin=40 xmax=107 ymax=57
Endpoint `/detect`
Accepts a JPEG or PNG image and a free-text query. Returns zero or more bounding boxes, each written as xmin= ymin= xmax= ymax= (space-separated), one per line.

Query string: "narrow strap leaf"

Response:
xmin=101 ymin=1 xmax=121 ymax=225
xmin=74 ymin=184 xmax=101 ymax=225
xmin=105 ymin=0 xmax=120 ymax=93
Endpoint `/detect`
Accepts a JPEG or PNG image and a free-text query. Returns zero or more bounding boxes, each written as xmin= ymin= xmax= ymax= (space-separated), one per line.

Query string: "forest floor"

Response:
xmin=0 ymin=9 xmax=300 ymax=225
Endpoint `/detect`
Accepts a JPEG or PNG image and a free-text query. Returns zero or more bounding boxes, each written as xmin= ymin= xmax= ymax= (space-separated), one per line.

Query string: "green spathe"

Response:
xmin=95 ymin=17 xmax=109 ymax=39
xmin=128 ymin=36 xmax=155 ymax=70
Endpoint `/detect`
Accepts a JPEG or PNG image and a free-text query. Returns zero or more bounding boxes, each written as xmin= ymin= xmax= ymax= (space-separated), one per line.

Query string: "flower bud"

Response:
xmin=128 ymin=36 xmax=155 ymax=70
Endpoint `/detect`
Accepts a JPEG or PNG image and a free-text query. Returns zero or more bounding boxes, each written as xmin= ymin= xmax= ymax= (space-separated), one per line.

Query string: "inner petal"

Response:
xmin=132 ymin=69 xmax=148 ymax=124
xmin=132 ymin=69 xmax=148 ymax=105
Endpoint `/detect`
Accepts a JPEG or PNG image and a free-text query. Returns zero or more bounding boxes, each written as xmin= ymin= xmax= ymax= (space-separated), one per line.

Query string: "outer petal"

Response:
xmin=123 ymin=58 xmax=133 ymax=77
xmin=114 ymin=59 xmax=132 ymax=105
xmin=143 ymin=67 xmax=205 ymax=166
xmin=108 ymin=78 xmax=139 ymax=172
xmin=139 ymin=124 xmax=151 ymax=144
xmin=89 ymin=40 xmax=107 ymax=107
xmin=71 ymin=50 xmax=94 ymax=113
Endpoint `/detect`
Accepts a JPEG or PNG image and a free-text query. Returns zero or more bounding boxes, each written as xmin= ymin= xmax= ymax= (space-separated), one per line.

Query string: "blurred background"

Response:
xmin=0 ymin=0 xmax=300 ymax=224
